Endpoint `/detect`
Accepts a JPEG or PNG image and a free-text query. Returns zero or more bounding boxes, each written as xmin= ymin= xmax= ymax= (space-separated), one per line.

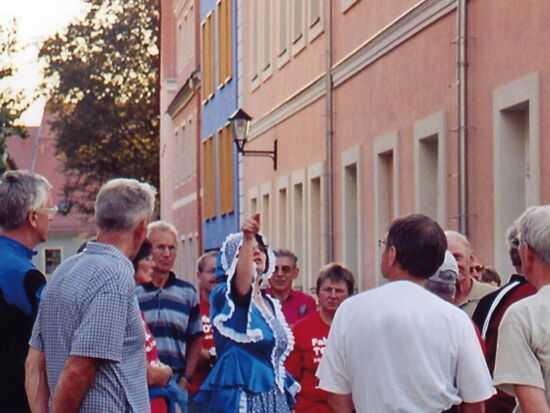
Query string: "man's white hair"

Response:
xmin=519 ymin=205 xmax=550 ymax=265
xmin=95 ymin=178 xmax=156 ymax=232
xmin=444 ymin=230 xmax=472 ymax=252
xmin=147 ymin=220 xmax=178 ymax=240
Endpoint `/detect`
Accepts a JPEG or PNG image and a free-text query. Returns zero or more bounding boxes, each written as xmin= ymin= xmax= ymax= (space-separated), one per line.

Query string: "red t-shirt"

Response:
xmin=189 ymin=297 xmax=216 ymax=395
xmin=286 ymin=311 xmax=331 ymax=413
xmin=265 ymin=288 xmax=317 ymax=325
xmin=142 ymin=314 xmax=167 ymax=413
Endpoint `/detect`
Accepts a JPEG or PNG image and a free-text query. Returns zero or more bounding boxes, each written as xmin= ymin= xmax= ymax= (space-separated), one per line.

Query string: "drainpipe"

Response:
xmin=457 ymin=0 xmax=468 ymax=235
xmin=325 ymin=0 xmax=334 ymax=262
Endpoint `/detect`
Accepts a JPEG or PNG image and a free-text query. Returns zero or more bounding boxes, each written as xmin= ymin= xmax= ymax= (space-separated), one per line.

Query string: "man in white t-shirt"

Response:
xmin=317 ymin=214 xmax=495 ymax=413
xmin=494 ymin=205 xmax=550 ymax=413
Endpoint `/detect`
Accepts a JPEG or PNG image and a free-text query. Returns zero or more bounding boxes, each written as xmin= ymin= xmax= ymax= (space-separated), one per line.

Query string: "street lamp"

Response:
xmin=228 ymin=108 xmax=277 ymax=170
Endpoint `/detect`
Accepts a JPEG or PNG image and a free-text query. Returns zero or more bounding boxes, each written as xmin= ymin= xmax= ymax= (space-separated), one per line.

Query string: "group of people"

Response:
xmin=1 ymin=169 xmax=550 ymax=413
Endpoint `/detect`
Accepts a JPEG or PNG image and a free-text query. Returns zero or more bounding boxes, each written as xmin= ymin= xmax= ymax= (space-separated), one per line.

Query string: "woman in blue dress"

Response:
xmin=195 ymin=213 xmax=300 ymax=412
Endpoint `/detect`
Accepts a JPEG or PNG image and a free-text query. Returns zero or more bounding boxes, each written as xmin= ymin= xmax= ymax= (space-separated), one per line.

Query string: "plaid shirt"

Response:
xmin=30 ymin=242 xmax=149 ymax=412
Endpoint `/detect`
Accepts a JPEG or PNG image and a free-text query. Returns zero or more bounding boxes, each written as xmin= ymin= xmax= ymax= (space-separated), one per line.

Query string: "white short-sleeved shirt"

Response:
xmin=316 ymin=280 xmax=495 ymax=413
xmin=494 ymin=285 xmax=550 ymax=412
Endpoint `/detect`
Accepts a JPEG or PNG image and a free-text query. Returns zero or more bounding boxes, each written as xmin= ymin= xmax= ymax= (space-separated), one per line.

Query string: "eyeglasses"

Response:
xmin=378 ymin=239 xmax=387 ymax=248
xmin=37 ymin=206 xmax=58 ymax=218
xmin=274 ymin=265 xmax=294 ymax=274
xmin=200 ymin=268 xmax=217 ymax=274
xmin=470 ymin=264 xmax=484 ymax=274
xmin=154 ymin=245 xmax=177 ymax=253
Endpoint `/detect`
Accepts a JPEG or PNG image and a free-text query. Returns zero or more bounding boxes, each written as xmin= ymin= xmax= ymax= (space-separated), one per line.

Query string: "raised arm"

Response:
xmin=233 ymin=213 xmax=261 ymax=298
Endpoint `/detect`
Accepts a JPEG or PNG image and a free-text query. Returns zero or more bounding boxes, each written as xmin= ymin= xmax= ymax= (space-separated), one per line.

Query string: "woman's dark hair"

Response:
xmin=386 ymin=214 xmax=447 ymax=280
xmin=316 ymin=263 xmax=355 ymax=296
xmin=132 ymin=239 xmax=152 ymax=272
xmin=255 ymin=233 xmax=270 ymax=274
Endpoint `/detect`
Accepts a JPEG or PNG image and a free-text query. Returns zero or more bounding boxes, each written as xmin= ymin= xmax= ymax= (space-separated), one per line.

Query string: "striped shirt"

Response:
xmin=30 ymin=242 xmax=149 ymax=412
xmin=135 ymin=272 xmax=202 ymax=370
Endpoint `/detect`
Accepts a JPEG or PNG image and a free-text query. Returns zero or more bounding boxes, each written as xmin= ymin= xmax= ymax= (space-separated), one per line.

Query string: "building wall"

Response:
xmin=160 ymin=0 xmax=202 ymax=280
xmin=200 ymin=0 xmax=240 ymax=250
xmin=236 ymin=0 xmax=550 ymax=293
xmin=158 ymin=0 xmax=550 ymax=292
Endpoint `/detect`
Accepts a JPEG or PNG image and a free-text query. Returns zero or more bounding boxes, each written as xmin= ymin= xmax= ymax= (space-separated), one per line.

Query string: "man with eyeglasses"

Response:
xmin=445 ymin=230 xmax=497 ymax=317
xmin=266 ymin=249 xmax=316 ymax=325
xmin=135 ymin=221 xmax=203 ymax=412
xmin=0 ymin=170 xmax=53 ymax=412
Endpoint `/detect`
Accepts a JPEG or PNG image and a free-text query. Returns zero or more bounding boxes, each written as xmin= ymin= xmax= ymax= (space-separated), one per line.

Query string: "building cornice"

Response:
xmin=166 ymin=68 xmax=201 ymax=117
xmin=249 ymin=0 xmax=457 ymax=139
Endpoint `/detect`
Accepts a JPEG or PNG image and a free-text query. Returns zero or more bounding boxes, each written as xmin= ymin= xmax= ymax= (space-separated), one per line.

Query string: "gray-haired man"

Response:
xmin=0 ymin=170 xmax=54 ymax=412
xmin=25 ymin=178 xmax=156 ymax=412
xmin=494 ymin=205 xmax=550 ymax=412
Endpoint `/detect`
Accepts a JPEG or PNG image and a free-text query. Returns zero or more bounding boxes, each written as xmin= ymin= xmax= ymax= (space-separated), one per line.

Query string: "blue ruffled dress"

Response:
xmin=194 ymin=280 xmax=300 ymax=412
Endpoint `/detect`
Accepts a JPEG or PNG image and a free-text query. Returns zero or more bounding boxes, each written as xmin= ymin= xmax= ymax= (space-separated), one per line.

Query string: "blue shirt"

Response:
xmin=30 ymin=241 xmax=149 ymax=412
xmin=0 ymin=235 xmax=46 ymax=411
xmin=135 ymin=272 xmax=202 ymax=370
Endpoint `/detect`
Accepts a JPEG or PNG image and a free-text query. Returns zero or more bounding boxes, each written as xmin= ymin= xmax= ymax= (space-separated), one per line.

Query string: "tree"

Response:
xmin=0 ymin=20 xmax=29 ymax=173
xmin=39 ymin=0 xmax=160 ymax=213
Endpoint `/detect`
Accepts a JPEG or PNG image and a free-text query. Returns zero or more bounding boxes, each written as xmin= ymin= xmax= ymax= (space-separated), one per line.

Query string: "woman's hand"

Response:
xmin=234 ymin=213 xmax=261 ymax=297
xmin=241 ymin=212 xmax=260 ymax=240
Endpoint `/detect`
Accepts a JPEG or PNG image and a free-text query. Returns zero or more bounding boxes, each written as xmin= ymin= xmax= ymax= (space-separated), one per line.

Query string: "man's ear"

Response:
xmin=134 ymin=219 xmax=148 ymax=243
xmin=27 ymin=210 xmax=39 ymax=229
xmin=293 ymin=267 xmax=300 ymax=280
xmin=387 ymin=245 xmax=397 ymax=268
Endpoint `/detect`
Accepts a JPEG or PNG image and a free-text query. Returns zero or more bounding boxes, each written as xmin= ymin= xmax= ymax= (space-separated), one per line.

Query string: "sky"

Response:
xmin=0 ymin=0 xmax=88 ymax=126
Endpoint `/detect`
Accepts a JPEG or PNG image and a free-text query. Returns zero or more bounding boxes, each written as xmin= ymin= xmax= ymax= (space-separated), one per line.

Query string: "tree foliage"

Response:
xmin=39 ymin=0 xmax=160 ymax=213
xmin=0 ymin=20 xmax=29 ymax=173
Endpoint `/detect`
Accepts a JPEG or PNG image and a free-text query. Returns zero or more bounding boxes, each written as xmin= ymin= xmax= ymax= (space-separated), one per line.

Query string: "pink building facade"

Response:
xmin=238 ymin=0 xmax=550 ymax=292
xmin=159 ymin=0 xmax=203 ymax=280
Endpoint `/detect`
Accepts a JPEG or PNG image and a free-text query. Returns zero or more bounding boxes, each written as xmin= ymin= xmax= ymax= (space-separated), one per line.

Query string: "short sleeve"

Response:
xmin=494 ymin=307 xmax=544 ymax=395
xmin=454 ymin=317 xmax=496 ymax=402
xmin=29 ymin=306 xmax=44 ymax=351
xmin=70 ymin=291 xmax=129 ymax=361
xmin=316 ymin=307 xmax=351 ymax=395
xmin=210 ymin=281 xmax=262 ymax=343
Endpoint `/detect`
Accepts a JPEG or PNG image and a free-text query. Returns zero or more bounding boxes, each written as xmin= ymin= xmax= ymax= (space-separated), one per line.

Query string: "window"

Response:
xmin=341 ymin=0 xmax=360 ymax=13
xmin=307 ymin=0 xmax=322 ymax=39
xmin=261 ymin=192 xmax=271 ymax=240
xmin=291 ymin=0 xmax=305 ymax=52
xmin=176 ymin=122 xmax=195 ymax=183
xmin=307 ymin=176 xmax=322 ymax=289
xmin=374 ymin=132 xmax=399 ymax=284
xmin=277 ymin=186 xmax=288 ymax=247
xmin=45 ymin=248 xmax=62 ymax=275
xmin=262 ymin=0 xmax=272 ymax=72
xmin=217 ymin=0 xmax=232 ymax=86
xmin=493 ymin=73 xmax=540 ymax=278
xmin=292 ymin=181 xmax=305 ymax=287
xmin=414 ymin=111 xmax=446 ymax=224
xmin=201 ymin=13 xmax=215 ymax=99
xmin=218 ymin=125 xmax=234 ymax=215
xmin=342 ymin=147 xmax=362 ymax=289
xmin=203 ymin=137 xmax=216 ymax=219
xmin=278 ymin=0 xmax=289 ymax=63
xmin=251 ymin=1 xmax=260 ymax=84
